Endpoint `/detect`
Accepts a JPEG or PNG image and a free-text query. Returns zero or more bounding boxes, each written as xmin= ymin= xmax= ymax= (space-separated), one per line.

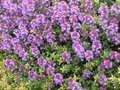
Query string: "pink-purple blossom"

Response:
xmin=37 ymin=57 xmax=47 ymax=69
xmin=82 ymin=69 xmax=91 ymax=78
xmin=84 ymin=50 xmax=94 ymax=61
xmin=4 ymin=57 xmax=16 ymax=71
xmin=98 ymin=75 xmax=107 ymax=85
xmin=28 ymin=70 xmax=37 ymax=81
xmin=54 ymin=73 xmax=63 ymax=84
xmin=61 ymin=51 xmax=71 ymax=64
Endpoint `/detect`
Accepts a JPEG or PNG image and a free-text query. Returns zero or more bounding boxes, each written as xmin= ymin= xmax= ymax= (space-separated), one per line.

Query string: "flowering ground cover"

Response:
xmin=0 ymin=0 xmax=120 ymax=90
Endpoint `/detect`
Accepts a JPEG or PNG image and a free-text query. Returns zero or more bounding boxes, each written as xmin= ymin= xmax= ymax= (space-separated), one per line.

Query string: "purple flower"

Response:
xmin=47 ymin=61 xmax=56 ymax=67
xmin=115 ymin=52 xmax=120 ymax=63
xmin=2 ymin=0 xmax=11 ymax=10
xmin=13 ymin=44 xmax=28 ymax=61
xmin=98 ymin=16 xmax=109 ymax=30
xmin=19 ymin=65 xmax=26 ymax=72
xmin=68 ymin=78 xmax=82 ymax=90
xmin=37 ymin=57 xmax=47 ymax=69
xmin=4 ymin=57 xmax=16 ymax=71
xmin=89 ymin=29 xmax=99 ymax=41
xmin=72 ymin=42 xmax=85 ymax=53
xmin=59 ymin=33 xmax=69 ymax=42
xmin=1 ymin=41 xmax=11 ymax=51
xmin=51 ymin=1 xmax=69 ymax=23
xmin=13 ymin=29 xmax=20 ymax=38
xmin=78 ymin=13 xmax=95 ymax=25
xmin=41 ymin=0 xmax=51 ymax=7
xmin=46 ymin=66 xmax=54 ymax=76
xmin=109 ymin=18 xmax=118 ymax=24
xmin=72 ymin=42 xmax=85 ymax=59
xmin=9 ymin=3 xmax=19 ymax=14
xmin=13 ymin=28 xmax=28 ymax=39
xmin=103 ymin=59 xmax=112 ymax=69
xmin=61 ymin=51 xmax=71 ymax=64
xmin=113 ymin=34 xmax=120 ymax=45
xmin=10 ymin=38 xmax=20 ymax=46
xmin=58 ymin=1 xmax=69 ymax=13
xmin=44 ymin=31 xmax=55 ymax=45
xmin=82 ymin=14 xmax=95 ymax=25
xmin=36 ymin=14 xmax=45 ymax=24
xmin=72 ymin=22 xmax=80 ymax=30
xmin=30 ymin=44 xmax=40 ymax=57
xmin=71 ymin=30 xmax=80 ymax=42
xmin=98 ymin=4 xmax=109 ymax=17
xmin=106 ymin=23 xmax=118 ymax=36
xmin=78 ymin=12 xmax=86 ymax=22
xmin=58 ymin=15 xmax=66 ymax=24
xmin=110 ymin=4 xmax=120 ymax=15
xmin=28 ymin=70 xmax=37 ymax=81
xmin=98 ymin=75 xmax=107 ymax=85
xmin=82 ymin=0 xmax=93 ymax=12
xmin=54 ymin=73 xmax=63 ymax=84
xmin=56 ymin=12 xmax=64 ymax=21
xmin=1 ymin=33 xmax=11 ymax=41
xmin=21 ymin=0 xmax=36 ymax=15
xmin=82 ymin=69 xmax=91 ymax=78
xmin=99 ymin=63 xmax=105 ymax=70
xmin=27 ymin=34 xmax=36 ymax=44
xmin=60 ymin=22 xmax=71 ymax=33
xmin=30 ymin=19 xmax=39 ymax=29
xmin=19 ymin=51 xmax=28 ymax=61
xmin=69 ymin=15 xmax=77 ymax=23
xmin=109 ymin=51 xmax=117 ymax=60
xmin=69 ymin=0 xmax=80 ymax=6
xmin=20 ymin=28 xmax=29 ymax=36
xmin=109 ymin=51 xmax=120 ymax=63
xmin=92 ymin=40 xmax=102 ymax=55
xmin=70 ymin=6 xmax=79 ymax=15
xmin=84 ymin=50 xmax=94 ymax=61
xmin=34 ymin=34 xmax=43 ymax=45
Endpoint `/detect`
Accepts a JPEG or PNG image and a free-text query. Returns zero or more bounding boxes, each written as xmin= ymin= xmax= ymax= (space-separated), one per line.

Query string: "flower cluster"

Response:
xmin=67 ymin=78 xmax=83 ymax=90
xmin=30 ymin=44 xmax=40 ymax=57
xmin=98 ymin=75 xmax=107 ymax=85
xmin=72 ymin=42 xmax=85 ymax=60
xmin=109 ymin=51 xmax=120 ymax=63
xmin=92 ymin=40 xmax=102 ymax=55
xmin=0 ymin=0 xmax=120 ymax=89
xmin=28 ymin=70 xmax=37 ymax=81
xmin=84 ymin=50 xmax=94 ymax=61
xmin=61 ymin=51 xmax=71 ymax=64
xmin=4 ymin=57 xmax=16 ymax=71
xmin=99 ymin=58 xmax=112 ymax=70
xmin=82 ymin=69 xmax=91 ymax=78
xmin=54 ymin=73 xmax=63 ymax=85
xmin=37 ymin=57 xmax=47 ymax=69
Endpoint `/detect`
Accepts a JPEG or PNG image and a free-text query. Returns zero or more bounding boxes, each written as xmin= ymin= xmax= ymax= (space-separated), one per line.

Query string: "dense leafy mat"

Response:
xmin=0 ymin=0 xmax=120 ymax=90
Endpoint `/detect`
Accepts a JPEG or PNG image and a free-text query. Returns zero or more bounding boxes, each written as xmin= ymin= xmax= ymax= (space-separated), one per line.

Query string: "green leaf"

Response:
xmin=116 ymin=0 xmax=120 ymax=5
